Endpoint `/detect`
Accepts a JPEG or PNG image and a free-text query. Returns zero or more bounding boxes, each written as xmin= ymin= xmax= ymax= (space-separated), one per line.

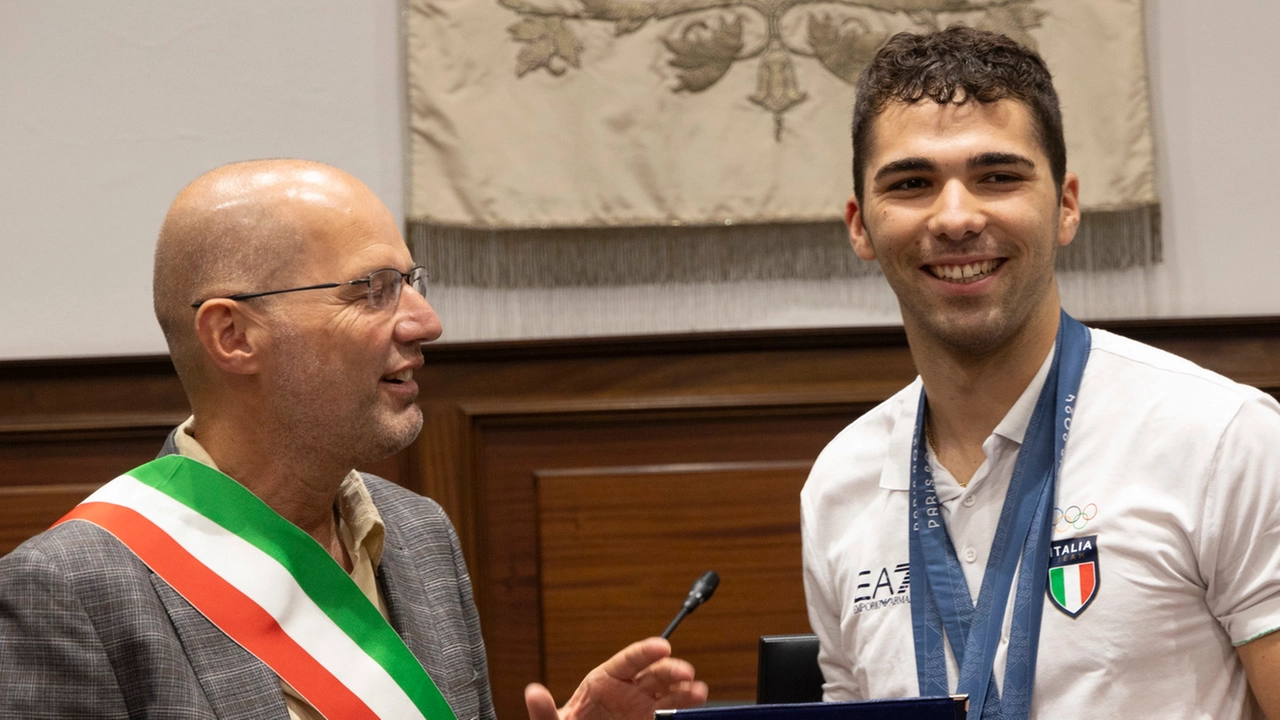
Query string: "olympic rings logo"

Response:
xmin=1054 ymin=503 xmax=1098 ymax=532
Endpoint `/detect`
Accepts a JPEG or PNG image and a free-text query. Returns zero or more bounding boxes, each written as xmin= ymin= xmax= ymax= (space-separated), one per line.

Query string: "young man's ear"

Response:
xmin=1057 ymin=172 xmax=1081 ymax=248
xmin=193 ymin=300 xmax=262 ymax=376
xmin=846 ymin=194 xmax=877 ymax=262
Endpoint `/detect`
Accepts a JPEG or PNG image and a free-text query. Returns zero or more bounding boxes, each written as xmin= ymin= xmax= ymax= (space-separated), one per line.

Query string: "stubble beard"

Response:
xmin=374 ymin=402 xmax=425 ymax=462
xmin=270 ymin=337 xmax=425 ymax=473
xmin=872 ymin=232 xmax=1059 ymax=362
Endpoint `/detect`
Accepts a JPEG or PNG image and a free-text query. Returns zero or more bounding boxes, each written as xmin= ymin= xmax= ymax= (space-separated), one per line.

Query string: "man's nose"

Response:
xmin=394 ymin=282 xmax=443 ymax=345
xmin=926 ymin=179 xmax=986 ymax=242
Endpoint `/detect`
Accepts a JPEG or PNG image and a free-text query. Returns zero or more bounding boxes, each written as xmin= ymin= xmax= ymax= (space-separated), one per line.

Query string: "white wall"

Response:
xmin=1142 ymin=1 xmax=1280 ymax=317
xmin=1 ymin=0 xmax=1278 ymax=360
xmin=0 ymin=0 xmax=405 ymax=359
xmin=1057 ymin=0 xmax=1280 ymax=323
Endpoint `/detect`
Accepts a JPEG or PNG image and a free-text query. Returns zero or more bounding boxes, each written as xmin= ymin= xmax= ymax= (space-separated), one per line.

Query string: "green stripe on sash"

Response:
xmin=132 ymin=455 xmax=458 ymax=720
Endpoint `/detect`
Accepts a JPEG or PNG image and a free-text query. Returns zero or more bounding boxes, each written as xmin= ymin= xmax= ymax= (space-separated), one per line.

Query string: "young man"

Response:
xmin=0 ymin=160 xmax=707 ymax=719
xmin=802 ymin=27 xmax=1280 ymax=718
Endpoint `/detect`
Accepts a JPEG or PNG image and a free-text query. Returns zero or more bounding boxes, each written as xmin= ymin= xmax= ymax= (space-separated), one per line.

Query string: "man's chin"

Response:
xmin=380 ymin=408 xmax=425 ymax=456
xmin=916 ymin=307 xmax=1014 ymax=355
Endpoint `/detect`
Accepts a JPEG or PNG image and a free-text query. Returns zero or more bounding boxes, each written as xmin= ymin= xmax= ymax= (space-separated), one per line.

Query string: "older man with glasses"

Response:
xmin=0 ymin=159 xmax=708 ymax=720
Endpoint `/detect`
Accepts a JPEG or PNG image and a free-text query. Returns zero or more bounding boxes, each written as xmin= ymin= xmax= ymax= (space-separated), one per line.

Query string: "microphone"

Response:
xmin=660 ymin=571 xmax=720 ymax=639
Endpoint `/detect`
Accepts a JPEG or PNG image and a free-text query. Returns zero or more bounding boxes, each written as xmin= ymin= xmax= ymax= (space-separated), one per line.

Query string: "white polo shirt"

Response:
xmin=802 ymin=328 xmax=1280 ymax=718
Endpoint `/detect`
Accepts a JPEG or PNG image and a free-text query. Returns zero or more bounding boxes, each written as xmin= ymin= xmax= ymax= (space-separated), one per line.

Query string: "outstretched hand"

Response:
xmin=524 ymin=637 xmax=709 ymax=720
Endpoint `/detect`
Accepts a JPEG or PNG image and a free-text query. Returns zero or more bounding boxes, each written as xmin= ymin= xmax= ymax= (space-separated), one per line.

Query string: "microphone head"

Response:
xmin=685 ymin=570 xmax=720 ymax=609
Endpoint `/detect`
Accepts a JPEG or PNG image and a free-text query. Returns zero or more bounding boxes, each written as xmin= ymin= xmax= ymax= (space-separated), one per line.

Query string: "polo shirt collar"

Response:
xmin=879 ymin=346 xmax=1057 ymax=491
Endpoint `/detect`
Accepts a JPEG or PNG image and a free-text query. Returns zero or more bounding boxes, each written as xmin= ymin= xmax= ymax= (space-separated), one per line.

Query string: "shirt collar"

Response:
xmin=881 ymin=378 xmax=923 ymax=491
xmin=880 ymin=346 xmax=1056 ymax=491
xmin=336 ymin=468 xmax=386 ymax=567
xmin=992 ymin=344 xmax=1056 ymax=445
xmin=173 ymin=416 xmax=386 ymax=568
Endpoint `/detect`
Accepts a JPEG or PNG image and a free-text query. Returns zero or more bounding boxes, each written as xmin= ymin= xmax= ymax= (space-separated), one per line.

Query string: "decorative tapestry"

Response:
xmin=408 ymin=0 xmax=1158 ymax=287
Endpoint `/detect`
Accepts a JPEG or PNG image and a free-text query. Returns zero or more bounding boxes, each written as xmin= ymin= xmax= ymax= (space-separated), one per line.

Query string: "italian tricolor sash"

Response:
xmin=56 ymin=455 xmax=457 ymax=720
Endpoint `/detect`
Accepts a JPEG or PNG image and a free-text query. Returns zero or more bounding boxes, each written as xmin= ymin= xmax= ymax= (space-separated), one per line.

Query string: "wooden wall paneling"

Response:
xmin=537 ymin=461 xmax=814 ymax=704
xmin=0 ymin=483 xmax=103 ymax=556
xmin=0 ymin=356 xmax=409 ymax=553
xmin=1102 ymin=317 xmax=1280 ymax=395
xmin=0 ymin=357 xmax=188 ymax=421
xmin=0 ymin=357 xmax=193 ymax=554
xmin=456 ymin=403 xmax=868 ymax=718
xmin=410 ymin=327 xmax=921 ymax=720
xmin=412 ymin=326 xmax=924 ymax=566
xmin=413 ymin=402 xmax=475 ymax=548
xmin=0 ymin=423 xmax=183 ymax=487
xmin=0 ymin=423 xmax=181 ymax=555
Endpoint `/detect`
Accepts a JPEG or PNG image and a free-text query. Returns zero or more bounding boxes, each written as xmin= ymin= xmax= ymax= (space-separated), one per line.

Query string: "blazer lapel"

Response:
xmin=378 ymin=537 xmax=448 ymax=678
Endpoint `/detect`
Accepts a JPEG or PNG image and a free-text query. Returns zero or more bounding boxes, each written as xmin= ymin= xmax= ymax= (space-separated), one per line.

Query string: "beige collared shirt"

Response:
xmin=174 ymin=417 xmax=388 ymax=720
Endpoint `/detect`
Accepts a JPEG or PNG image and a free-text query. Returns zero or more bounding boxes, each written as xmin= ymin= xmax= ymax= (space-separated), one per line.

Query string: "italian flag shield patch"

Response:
xmin=1047 ymin=534 xmax=1099 ymax=618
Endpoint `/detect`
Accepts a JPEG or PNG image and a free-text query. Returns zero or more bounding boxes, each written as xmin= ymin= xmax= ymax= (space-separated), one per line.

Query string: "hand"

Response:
xmin=524 ymin=637 xmax=709 ymax=720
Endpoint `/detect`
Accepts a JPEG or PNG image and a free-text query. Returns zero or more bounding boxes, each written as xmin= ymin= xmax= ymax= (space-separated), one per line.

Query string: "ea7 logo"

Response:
xmin=1047 ymin=535 xmax=1099 ymax=618
xmin=854 ymin=563 xmax=910 ymax=602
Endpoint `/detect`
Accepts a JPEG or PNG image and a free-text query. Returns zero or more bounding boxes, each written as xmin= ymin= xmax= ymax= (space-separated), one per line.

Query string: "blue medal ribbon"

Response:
xmin=908 ymin=310 xmax=1090 ymax=719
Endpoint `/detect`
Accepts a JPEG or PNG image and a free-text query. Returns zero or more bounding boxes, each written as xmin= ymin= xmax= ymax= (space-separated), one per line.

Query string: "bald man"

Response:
xmin=0 ymin=160 xmax=708 ymax=720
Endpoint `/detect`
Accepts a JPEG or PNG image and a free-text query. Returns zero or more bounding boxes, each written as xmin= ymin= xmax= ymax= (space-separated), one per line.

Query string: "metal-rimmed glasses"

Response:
xmin=191 ymin=266 xmax=428 ymax=310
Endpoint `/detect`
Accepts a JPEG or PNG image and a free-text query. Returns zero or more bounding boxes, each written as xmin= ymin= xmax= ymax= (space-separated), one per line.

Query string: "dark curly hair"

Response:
xmin=851 ymin=25 xmax=1066 ymax=202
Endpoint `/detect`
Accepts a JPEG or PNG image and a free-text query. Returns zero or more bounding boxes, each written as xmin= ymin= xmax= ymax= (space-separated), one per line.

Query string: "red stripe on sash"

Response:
xmin=58 ymin=502 xmax=380 ymax=720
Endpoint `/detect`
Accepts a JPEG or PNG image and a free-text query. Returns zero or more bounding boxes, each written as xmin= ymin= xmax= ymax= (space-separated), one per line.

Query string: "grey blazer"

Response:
xmin=0 ymin=436 xmax=495 ymax=720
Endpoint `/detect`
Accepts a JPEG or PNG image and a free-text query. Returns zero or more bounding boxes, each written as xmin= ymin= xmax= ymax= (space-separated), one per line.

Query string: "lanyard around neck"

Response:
xmin=908 ymin=311 xmax=1090 ymax=720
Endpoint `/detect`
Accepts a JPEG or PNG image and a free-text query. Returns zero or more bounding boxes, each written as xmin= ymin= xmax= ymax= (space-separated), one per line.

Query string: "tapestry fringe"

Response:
xmin=410 ymin=205 xmax=1160 ymax=288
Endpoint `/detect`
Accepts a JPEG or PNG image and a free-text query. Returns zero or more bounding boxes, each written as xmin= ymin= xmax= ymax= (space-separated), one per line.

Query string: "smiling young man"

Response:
xmin=0 ymin=160 xmax=707 ymax=719
xmin=801 ymin=27 xmax=1280 ymax=718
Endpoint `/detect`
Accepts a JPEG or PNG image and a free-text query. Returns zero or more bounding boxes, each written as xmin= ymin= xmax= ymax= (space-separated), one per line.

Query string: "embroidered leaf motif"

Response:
xmin=501 ymin=0 xmax=1046 ymax=139
xmin=579 ymin=0 xmax=653 ymax=35
xmin=509 ymin=17 xmax=583 ymax=76
xmin=663 ymin=16 xmax=745 ymax=93
xmin=614 ymin=16 xmax=649 ymax=36
xmin=807 ymin=15 xmax=887 ymax=85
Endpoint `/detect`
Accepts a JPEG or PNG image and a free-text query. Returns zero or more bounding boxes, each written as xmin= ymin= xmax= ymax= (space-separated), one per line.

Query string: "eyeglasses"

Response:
xmin=191 ymin=266 xmax=428 ymax=310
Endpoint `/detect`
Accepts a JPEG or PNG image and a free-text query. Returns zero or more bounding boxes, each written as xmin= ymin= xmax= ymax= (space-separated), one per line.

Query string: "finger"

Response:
xmin=523 ymin=682 xmax=562 ymax=720
xmin=654 ymin=680 xmax=710 ymax=711
xmin=597 ymin=636 xmax=673 ymax=682
xmin=630 ymin=656 xmax=698 ymax=696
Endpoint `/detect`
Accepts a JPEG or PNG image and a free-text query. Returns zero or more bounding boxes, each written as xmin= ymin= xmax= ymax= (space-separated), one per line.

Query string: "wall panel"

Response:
xmin=538 ymin=461 xmax=813 ymax=702
xmin=2 ymin=319 xmax=1279 ymax=717
xmin=467 ymin=408 xmax=858 ymax=711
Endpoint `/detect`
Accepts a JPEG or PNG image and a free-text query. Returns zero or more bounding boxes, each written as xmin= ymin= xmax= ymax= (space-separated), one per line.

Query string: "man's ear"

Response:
xmin=193 ymin=300 xmax=262 ymax=376
xmin=1057 ymin=172 xmax=1081 ymax=248
xmin=846 ymin=194 xmax=877 ymax=262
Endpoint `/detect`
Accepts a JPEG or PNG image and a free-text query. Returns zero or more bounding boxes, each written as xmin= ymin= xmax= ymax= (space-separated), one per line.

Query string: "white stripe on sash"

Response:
xmin=84 ymin=475 xmax=427 ymax=719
